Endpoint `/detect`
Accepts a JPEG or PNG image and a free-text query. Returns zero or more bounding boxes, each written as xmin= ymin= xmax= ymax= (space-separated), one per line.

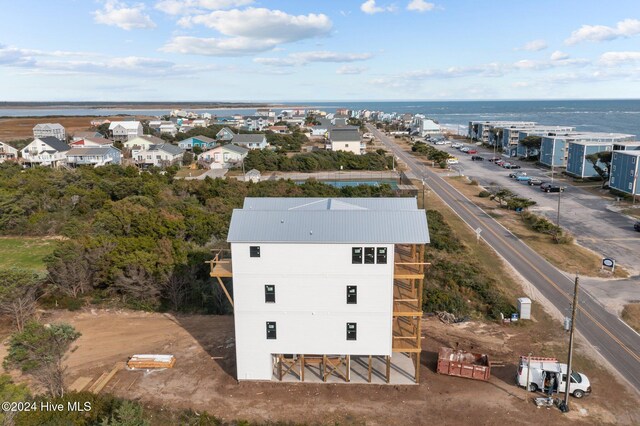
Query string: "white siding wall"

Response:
xmin=231 ymin=242 xmax=394 ymax=380
xmin=330 ymin=141 xmax=361 ymax=155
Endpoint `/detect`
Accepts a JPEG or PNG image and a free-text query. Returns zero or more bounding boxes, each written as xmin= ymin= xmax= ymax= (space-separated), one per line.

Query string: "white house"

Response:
xmin=160 ymin=123 xmax=178 ymax=137
xmin=241 ymin=116 xmax=269 ymax=131
xmin=20 ymin=137 xmax=70 ymax=167
xmin=0 ymin=141 xmax=19 ymax=163
xmin=412 ymin=115 xmax=441 ymax=138
xmin=66 ymin=146 xmax=122 ymax=167
xmin=232 ymin=134 xmax=268 ymax=150
xmin=132 ymin=143 xmax=184 ymax=168
xmin=123 ymin=135 xmax=165 ymax=150
xmin=71 ymin=131 xmax=103 ymax=142
xmin=328 ymin=127 xmax=363 ymax=155
xmin=109 ymin=121 xmax=143 ymax=141
xmin=200 ymin=144 xmax=248 ymax=169
xmin=33 ymin=123 xmax=66 ymax=141
xmin=210 ymin=197 xmax=429 ymax=383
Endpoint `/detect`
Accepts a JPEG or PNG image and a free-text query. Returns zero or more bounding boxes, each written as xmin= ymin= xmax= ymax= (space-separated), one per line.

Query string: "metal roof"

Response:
xmin=34 ymin=137 xmax=69 ymax=152
xmin=329 ymin=127 xmax=361 ymax=142
xmin=67 ymin=147 xmax=116 ymax=156
xmin=229 ymin=197 xmax=429 ymax=244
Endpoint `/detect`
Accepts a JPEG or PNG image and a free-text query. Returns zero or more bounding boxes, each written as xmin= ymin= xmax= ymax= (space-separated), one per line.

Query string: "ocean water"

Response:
xmin=1 ymin=100 xmax=638 ymax=136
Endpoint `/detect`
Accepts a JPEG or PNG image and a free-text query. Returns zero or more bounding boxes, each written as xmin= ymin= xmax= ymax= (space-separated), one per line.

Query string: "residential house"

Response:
xmin=200 ymin=144 xmax=248 ymax=169
xmin=244 ymin=169 xmax=261 ymax=183
xmin=90 ymin=119 xmax=110 ymax=127
xmin=328 ymin=127 xmax=363 ymax=155
xmin=132 ymin=144 xmax=184 ymax=168
xmin=216 ymin=127 xmax=236 ymax=141
xmin=269 ymin=126 xmax=290 ymax=135
xmin=241 ymin=116 xmax=269 ymax=132
xmin=178 ymin=136 xmax=217 ymax=151
xmin=109 ymin=121 xmax=143 ymax=141
xmin=211 ymin=197 xmax=429 ymax=383
xmin=123 ymin=135 xmax=165 ymax=150
xmin=412 ymin=115 xmax=441 ymax=138
xmin=72 ymin=131 xmax=104 ymax=141
xmin=160 ymin=122 xmax=178 ymax=137
xmin=310 ymin=118 xmax=332 ymax=137
xmin=192 ymin=119 xmax=208 ymax=128
xmin=232 ymin=134 xmax=268 ymax=150
xmin=20 ymin=137 xmax=69 ymax=167
xmin=70 ymin=137 xmax=113 ymax=148
xmin=66 ymin=146 xmax=122 ymax=167
xmin=0 ymin=141 xmax=19 ymax=163
xmin=33 ymin=123 xmax=66 ymax=141
xmin=610 ymin=150 xmax=640 ymax=196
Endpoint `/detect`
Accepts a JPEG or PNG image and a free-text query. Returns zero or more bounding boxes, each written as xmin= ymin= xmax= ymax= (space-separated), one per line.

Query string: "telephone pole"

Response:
xmin=559 ymin=274 xmax=579 ymax=413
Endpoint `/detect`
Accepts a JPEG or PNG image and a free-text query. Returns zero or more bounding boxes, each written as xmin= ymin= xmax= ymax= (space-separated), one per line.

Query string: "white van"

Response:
xmin=446 ymin=158 xmax=459 ymax=165
xmin=516 ymin=356 xmax=591 ymax=398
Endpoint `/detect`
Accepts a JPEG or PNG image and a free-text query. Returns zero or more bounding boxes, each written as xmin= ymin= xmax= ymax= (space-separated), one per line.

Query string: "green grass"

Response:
xmin=0 ymin=237 xmax=56 ymax=271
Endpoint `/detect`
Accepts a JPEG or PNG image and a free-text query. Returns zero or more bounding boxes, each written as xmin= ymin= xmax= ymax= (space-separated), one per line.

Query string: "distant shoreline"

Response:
xmin=0 ymin=102 xmax=304 ymax=110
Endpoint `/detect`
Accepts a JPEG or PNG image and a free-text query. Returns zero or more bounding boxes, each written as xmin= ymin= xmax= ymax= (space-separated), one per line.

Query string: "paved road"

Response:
xmin=439 ymin=143 xmax=640 ymax=275
xmin=368 ymin=125 xmax=640 ymax=394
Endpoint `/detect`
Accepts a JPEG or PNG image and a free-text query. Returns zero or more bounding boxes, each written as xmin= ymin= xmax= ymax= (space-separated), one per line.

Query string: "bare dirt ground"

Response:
xmin=0 ymin=116 xmax=152 ymax=141
xmin=2 ymin=308 xmax=637 ymax=425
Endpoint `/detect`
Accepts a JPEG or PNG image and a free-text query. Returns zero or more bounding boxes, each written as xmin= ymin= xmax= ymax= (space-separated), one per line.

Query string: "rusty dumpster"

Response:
xmin=436 ymin=347 xmax=491 ymax=381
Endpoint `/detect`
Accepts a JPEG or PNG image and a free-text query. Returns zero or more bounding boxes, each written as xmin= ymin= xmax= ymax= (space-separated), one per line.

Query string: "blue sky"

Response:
xmin=1 ymin=0 xmax=639 ymax=101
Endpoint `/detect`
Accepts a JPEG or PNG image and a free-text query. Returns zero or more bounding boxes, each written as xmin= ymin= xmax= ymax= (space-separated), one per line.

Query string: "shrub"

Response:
xmin=478 ymin=190 xmax=491 ymax=198
xmin=439 ymin=161 xmax=447 ymax=169
xmin=469 ymin=179 xmax=479 ymax=186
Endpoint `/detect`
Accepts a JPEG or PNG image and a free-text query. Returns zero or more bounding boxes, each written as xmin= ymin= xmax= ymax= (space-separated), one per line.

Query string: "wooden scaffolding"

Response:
xmin=393 ymin=243 xmax=427 ymax=383
xmin=207 ymin=249 xmax=234 ymax=307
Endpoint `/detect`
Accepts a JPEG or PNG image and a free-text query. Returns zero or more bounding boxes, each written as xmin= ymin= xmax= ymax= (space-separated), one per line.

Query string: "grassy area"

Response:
xmin=621 ymin=304 xmax=640 ymax=333
xmin=0 ymin=237 xmax=57 ymax=271
xmin=620 ymin=208 xmax=640 ymax=220
xmin=445 ymin=177 xmax=629 ymax=278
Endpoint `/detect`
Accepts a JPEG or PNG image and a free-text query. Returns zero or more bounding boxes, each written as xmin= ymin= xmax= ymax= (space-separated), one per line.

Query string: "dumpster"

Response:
xmin=437 ymin=347 xmax=491 ymax=381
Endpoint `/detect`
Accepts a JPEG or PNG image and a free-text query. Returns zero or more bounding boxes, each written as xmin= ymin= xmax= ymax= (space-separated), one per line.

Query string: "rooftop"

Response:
xmin=67 ymin=147 xmax=116 ymax=156
xmin=232 ymin=134 xmax=266 ymax=144
xmin=228 ymin=197 xmax=429 ymax=244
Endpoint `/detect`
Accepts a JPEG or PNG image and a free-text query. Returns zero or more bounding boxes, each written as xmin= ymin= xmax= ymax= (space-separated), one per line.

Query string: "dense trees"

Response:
xmin=585 ymin=151 xmax=613 ymax=186
xmin=243 ymin=149 xmax=392 ymax=172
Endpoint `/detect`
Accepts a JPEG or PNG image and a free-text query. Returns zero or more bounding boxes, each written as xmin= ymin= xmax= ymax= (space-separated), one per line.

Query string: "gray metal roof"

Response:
xmin=223 ymin=144 xmax=249 ymax=155
xmin=149 ymin=143 xmax=184 ymax=155
xmin=67 ymin=147 xmax=116 ymax=156
xmin=329 ymin=127 xmax=361 ymax=142
xmin=36 ymin=137 xmax=69 ymax=152
xmin=229 ymin=197 xmax=429 ymax=244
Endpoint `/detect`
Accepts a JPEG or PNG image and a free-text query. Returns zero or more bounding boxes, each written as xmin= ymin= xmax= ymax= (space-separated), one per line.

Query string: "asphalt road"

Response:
xmin=368 ymin=125 xmax=640 ymax=394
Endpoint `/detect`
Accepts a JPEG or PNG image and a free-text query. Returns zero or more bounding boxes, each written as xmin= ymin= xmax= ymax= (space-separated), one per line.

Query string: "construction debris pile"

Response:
xmin=127 ymin=354 xmax=176 ymax=369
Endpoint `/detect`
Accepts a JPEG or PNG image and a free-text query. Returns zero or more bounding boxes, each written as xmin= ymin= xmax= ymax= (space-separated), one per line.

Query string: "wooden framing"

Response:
xmin=322 ymin=355 xmax=350 ymax=382
xmin=207 ymin=249 xmax=234 ymax=307
xmin=277 ymin=355 xmax=303 ymax=381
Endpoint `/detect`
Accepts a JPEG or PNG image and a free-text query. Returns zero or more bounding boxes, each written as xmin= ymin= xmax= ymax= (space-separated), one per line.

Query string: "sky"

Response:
xmin=0 ymin=0 xmax=639 ymax=101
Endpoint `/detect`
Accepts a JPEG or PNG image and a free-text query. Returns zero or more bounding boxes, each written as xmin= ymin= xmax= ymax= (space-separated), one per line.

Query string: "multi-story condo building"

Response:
xmin=610 ymin=150 xmax=640 ymax=196
xmin=540 ymin=132 xmax=635 ymax=169
xmin=468 ymin=121 xmax=536 ymax=145
xmin=209 ymin=197 xmax=429 ymax=384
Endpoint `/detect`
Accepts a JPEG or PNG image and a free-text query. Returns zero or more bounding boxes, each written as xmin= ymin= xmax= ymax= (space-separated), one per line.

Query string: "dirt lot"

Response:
xmin=0 ymin=115 xmax=152 ymax=141
xmin=0 ymin=308 xmax=636 ymax=426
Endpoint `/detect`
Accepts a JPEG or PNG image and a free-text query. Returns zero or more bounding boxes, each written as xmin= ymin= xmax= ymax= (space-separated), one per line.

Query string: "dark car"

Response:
xmin=528 ymin=178 xmax=543 ymax=185
xmin=505 ymin=164 xmax=521 ymax=169
xmin=488 ymin=157 xmax=501 ymax=162
xmin=471 ymin=155 xmax=484 ymax=161
xmin=634 ymin=221 xmax=640 ymax=232
xmin=540 ymin=183 xmax=564 ymax=193
xmin=509 ymin=171 xmax=527 ymax=178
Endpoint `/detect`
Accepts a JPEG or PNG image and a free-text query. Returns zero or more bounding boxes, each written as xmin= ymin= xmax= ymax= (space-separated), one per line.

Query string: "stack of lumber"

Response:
xmin=127 ymin=354 xmax=176 ymax=369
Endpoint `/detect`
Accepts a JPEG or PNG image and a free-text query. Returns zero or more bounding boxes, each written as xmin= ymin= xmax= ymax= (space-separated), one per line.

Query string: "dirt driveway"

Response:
xmin=3 ymin=309 xmax=635 ymax=425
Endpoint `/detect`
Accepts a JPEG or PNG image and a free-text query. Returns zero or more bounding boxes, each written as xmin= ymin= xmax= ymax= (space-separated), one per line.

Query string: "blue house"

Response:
xmin=177 ymin=135 xmax=216 ymax=151
xmin=610 ymin=150 xmax=640 ymax=195
xmin=566 ymin=141 xmax=613 ymax=178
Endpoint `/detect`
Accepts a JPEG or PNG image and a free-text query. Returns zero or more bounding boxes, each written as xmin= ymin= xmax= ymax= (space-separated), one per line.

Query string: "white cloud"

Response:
xmin=254 ymin=51 xmax=372 ymax=67
xmin=93 ymin=0 xmax=156 ymax=30
xmin=161 ymin=36 xmax=275 ymax=56
xmin=565 ymin=18 xmax=640 ymax=45
xmin=166 ymin=8 xmax=332 ymax=56
xmin=550 ymin=50 xmax=570 ymax=61
xmin=599 ymin=51 xmax=640 ymax=66
xmin=407 ymin=0 xmax=435 ymax=12
xmin=516 ymin=39 xmax=548 ymax=52
xmin=336 ymin=65 xmax=367 ymax=75
xmin=512 ymin=82 xmax=532 ymax=88
xmin=360 ymin=0 xmax=395 ymax=14
xmin=154 ymin=0 xmax=253 ymax=15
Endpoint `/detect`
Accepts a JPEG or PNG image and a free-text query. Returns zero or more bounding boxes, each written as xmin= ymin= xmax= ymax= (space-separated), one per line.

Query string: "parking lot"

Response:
xmin=434 ymin=140 xmax=640 ymax=310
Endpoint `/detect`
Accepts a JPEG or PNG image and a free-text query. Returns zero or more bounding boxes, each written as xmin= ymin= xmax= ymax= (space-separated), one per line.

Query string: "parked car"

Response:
xmin=495 ymin=160 xmax=505 ymax=166
xmin=540 ymin=183 xmax=564 ymax=193
xmin=434 ymin=140 xmax=445 ymax=145
xmin=506 ymin=164 xmax=521 ymax=169
xmin=516 ymin=175 xmax=532 ymax=182
xmin=509 ymin=171 xmax=527 ymax=178
xmin=488 ymin=157 xmax=501 ymax=162
xmin=471 ymin=155 xmax=484 ymax=161
xmin=517 ymin=356 xmax=591 ymax=398
xmin=446 ymin=158 xmax=459 ymax=165
xmin=501 ymin=162 xmax=512 ymax=168
xmin=467 ymin=149 xmax=478 ymax=154
xmin=528 ymin=178 xmax=543 ymax=186
xmin=451 ymin=142 xmax=463 ymax=148
xmin=460 ymin=147 xmax=470 ymax=153
xmin=634 ymin=221 xmax=640 ymax=232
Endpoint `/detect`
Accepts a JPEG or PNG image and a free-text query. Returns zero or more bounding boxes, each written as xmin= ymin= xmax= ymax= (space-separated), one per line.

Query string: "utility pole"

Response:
xmin=559 ymin=274 xmax=579 ymax=413
xmin=555 ymin=189 xmax=562 ymax=243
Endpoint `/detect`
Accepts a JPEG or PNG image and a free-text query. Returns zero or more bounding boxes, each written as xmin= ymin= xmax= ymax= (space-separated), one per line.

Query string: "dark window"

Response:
xmin=347 ymin=286 xmax=357 ymax=304
xmin=250 ymin=246 xmax=261 ymax=257
xmin=352 ymin=247 xmax=362 ymax=264
xmin=265 ymin=285 xmax=275 ymax=303
xmin=376 ymin=247 xmax=387 ymax=264
xmin=346 ymin=322 xmax=357 ymax=340
xmin=364 ymin=247 xmax=375 ymax=264
xmin=266 ymin=321 xmax=276 ymax=339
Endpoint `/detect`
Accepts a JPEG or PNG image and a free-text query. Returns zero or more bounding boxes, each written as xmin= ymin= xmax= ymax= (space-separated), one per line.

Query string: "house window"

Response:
xmin=250 ymin=246 xmax=261 ymax=257
xmin=364 ymin=247 xmax=375 ymax=264
xmin=630 ymin=183 xmax=633 ymax=190
xmin=266 ymin=322 xmax=276 ymax=339
xmin=376 ymin=247 xmax=387 ymax=264
xmin=347 ymin=286 xmax=357 ymax=304
xmin=265 ymin=285 xmax=275 ymax=303
xmin=352 ymin=247 xmax=362 ymax=264
xmin=346 ymin=323 xmax=357 ymax=341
